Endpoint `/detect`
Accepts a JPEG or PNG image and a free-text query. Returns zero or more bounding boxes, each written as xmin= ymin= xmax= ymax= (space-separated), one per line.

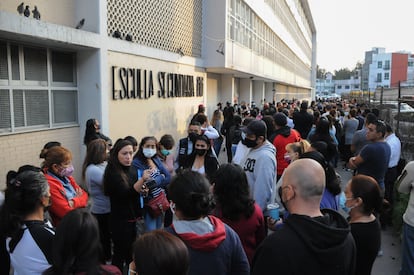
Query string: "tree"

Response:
xmin=317 ymin=65 xmax=327 ymax=79
xmin=333 ymin=68 xmax=352 ymax=80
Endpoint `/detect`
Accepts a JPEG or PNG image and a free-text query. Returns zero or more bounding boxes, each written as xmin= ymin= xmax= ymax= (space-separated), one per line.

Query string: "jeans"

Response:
xmin=400 ymin=222 xmax=414 ymax=275
xmin=144 ymin=211 xmax=163 ymax=232
xmin=213 ymin=137 xmax=223 ymax=157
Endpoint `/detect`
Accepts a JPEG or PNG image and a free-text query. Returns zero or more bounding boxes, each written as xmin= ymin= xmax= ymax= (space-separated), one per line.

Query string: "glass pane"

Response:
xmin=53 ymin=90 xmax=77 ymax=123
xmin=0 ymin=42 xmax=8 ymax=80
xmin=52 ymin=51 xmax=75 ymax=83
xmin=13 ymin=90 xmax=24 ymax=127
xmin=11 ymin=45 xmax=20 ymax=80
xmin=0 ymin=89 xmax=11 ymax=130
xmin=25 ymin=90 xmax=49 ymax=125
xmin=24 ymin=47 xmax=47 ymax=81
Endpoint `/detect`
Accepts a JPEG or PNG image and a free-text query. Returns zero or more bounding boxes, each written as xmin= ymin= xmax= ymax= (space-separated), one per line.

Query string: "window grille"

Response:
xmin=0 ymin=42 xmax=78 ymax=134
xmin=107 ymin=0 xmax=202 ymax=57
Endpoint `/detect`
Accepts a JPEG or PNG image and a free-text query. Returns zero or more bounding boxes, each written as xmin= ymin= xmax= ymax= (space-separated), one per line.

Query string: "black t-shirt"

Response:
xmin=350 ymin=219 xmax=381 ymax=275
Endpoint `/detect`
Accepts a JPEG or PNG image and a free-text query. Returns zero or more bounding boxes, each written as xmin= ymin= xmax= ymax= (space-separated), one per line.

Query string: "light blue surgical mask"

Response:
xmin=143 ymin=148 xmax=156 ymax=158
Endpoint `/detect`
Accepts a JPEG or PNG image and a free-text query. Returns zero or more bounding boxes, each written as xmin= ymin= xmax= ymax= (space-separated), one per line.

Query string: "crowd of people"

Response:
xmin=1 ymin=98 xmax=414 ymax=275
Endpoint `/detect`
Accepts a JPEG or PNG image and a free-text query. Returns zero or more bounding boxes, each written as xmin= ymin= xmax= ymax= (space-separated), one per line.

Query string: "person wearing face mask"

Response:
xmin=42 ymin=146 xmax=88 ymax=226
xmin=133 ymin=136 xmax=171 ymax=232
xmin=1 ymin=167 xmax=55 ymax=275
xmin=241 ymin=120 xmax=277 ymax=216
xmin=345 ymin=175 xmax=381 ymax=275
xmin=158 ymin=134 xmax=175 ymax=175
xmin=175 ymin=120 xmax=202 ymax=172
xmin=158 ymin=134 xmax=176 ymax=228
xmin=185 ymin=135 xmax=219 ymax=183
xmin=251 ymin=159 xmax=356 ymax=275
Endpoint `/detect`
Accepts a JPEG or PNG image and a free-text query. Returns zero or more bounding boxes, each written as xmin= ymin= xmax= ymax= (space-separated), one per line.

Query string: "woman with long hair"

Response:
xmin=103 ymin=138 xmax=149 ymax=272
xmin=185 ymin=134 xmax=219 ymax=183
xmin=82 ymin=138 xmax=111 ymax=263
xmin=307 ymin=117 xmax=338 ymax=164
xmin=210 ymin=109 xmax=224 ymax=157
xmin=44 ymin=208 xmax=121 ymax=275
xmin=211 ymin=163 xmax=266 ymax=264
xmin=83 ymin=118 xmax=112 ymax=149
xmin=0 ymin=167 xmax=54 ymax=274
xmin=132 ymin=136 xmax=171 ymax=232
xmin=345 ymin=175 xmax=382 ymax=275
xmin=42 ymin=146 xmax=89 ymax=226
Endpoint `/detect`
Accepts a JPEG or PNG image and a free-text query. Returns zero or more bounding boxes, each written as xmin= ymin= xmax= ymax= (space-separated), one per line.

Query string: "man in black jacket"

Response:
xmin=293 ymin=101 xmax=313 ymax=138
xmin=252 ymin=158 xmax=356 ymax=275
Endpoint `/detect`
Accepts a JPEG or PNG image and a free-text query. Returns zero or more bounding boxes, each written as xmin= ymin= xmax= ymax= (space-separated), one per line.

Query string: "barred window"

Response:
xmin=0 ymin=42 xmax=8 ymax=80
xmin=0 ymin=41 xmax=78 ymax=134
xmin=53 ymin=90 xmax=77 ymax=124
xmin=52 ymin=51 xmax=76 ymax=83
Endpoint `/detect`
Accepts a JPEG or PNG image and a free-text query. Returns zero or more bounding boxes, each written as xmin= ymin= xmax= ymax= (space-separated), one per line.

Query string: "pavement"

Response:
xmin=217 ymin=148 xmax=402 ymax=274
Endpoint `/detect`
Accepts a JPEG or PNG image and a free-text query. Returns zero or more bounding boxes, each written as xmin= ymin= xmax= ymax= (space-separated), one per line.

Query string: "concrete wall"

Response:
xmin=107 ymin=51 xmax=206 ymax=145
xmin=0 ymin=127 xmax=81 ymax=189
xmin=0 ymin=0 xmax=99 ymax=32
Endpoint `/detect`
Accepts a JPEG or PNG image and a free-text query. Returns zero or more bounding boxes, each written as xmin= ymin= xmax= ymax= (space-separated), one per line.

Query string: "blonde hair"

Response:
xmin=285 ymin=139 xmax=311 ymax=156
xmin=210 ymin=109 xmax=223 ymax=126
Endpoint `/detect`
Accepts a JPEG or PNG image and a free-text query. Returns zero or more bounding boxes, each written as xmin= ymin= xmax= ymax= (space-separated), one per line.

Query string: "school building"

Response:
xmin=0 ymin=0 xmax=316 ymax=186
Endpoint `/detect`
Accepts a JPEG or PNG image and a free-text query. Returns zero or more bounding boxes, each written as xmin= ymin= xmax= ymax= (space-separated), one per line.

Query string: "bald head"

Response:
xmin=284 ymin=159 xmax=326 ymax=201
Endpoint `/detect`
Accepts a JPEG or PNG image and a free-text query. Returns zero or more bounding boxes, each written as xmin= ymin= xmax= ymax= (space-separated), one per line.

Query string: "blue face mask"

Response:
xmin=161 ymin=149 xmax=170 ymax=156
xmin=143 ymin=148 xmax=156 ymax=158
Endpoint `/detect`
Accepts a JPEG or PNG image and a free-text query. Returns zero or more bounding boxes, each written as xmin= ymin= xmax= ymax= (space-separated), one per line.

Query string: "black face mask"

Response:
xmin=188 ymin=132 xmax=199 ymax=142
xmin=242 ymin=137 xmax=257 ymax=148
xmin=195 ymin=149 xmax=207 ymax=156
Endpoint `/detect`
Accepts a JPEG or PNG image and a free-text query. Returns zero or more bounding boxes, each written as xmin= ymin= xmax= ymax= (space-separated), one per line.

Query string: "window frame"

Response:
xmin=0 ymin=41 xmax=78 ymax=135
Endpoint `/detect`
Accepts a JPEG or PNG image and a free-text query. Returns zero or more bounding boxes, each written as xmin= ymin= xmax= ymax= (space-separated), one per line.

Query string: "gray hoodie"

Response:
xmin=242 ymin=140 xmax=277 ymax=212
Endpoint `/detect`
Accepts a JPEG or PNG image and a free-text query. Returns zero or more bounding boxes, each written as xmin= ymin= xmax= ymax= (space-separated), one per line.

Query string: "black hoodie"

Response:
xmin=251 ymin=208 xmax=356 ymax=275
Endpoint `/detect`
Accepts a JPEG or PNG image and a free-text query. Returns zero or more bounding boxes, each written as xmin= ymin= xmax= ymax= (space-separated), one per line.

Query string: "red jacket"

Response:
xmin=272 ymin=127 xmax=301 ymax=176
xmin=44 ymin=171 xmax=88 ymax=226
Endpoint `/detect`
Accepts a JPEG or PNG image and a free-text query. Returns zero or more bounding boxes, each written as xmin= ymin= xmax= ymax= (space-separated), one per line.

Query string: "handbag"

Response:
xmin=145 ymin=190 xmax=170 ymax=218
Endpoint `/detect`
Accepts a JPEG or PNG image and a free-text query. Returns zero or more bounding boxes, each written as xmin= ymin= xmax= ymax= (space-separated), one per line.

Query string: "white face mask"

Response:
xmin=143 ymin=148 xmax=156 ymax=158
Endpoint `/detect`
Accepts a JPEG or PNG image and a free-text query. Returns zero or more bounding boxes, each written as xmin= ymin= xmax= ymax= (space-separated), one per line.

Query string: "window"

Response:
xmin=377 ymin=61 xmax=382 ymax=68
xmin=376 ymin=73 xmax=382 ymax=82
xmin=0 ymin=41 xmax=78 ymax=134
xmin=337 ymin=85 xmax=342 ymax=89
xmin=354 ymin=84 xmax=359 ymax=89
xmin=384 ymin=73 xmax=389 ymax=80
xmin=345 ymin=85 xmax=350 ymax=89
xmin=384 ymin=60 xmax=390 ymax=70
xmin=408 ymin=61 xmax=414 ymax=67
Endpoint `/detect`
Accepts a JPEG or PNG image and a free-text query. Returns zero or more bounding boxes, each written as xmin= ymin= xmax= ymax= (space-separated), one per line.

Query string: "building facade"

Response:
xmin=364 ymin=47 xmax=414 ymax=91
xmin=0 ymin=0 xmax=316 ymax=186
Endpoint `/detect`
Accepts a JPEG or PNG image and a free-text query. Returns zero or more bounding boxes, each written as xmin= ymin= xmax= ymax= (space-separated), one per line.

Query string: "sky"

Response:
xmin=308 ymin=0 xmax=414 ymax=73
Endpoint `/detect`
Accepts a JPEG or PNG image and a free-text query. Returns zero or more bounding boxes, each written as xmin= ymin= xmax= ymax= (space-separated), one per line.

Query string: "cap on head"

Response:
xmin=243 ymin=120 xmax=267 ymax=138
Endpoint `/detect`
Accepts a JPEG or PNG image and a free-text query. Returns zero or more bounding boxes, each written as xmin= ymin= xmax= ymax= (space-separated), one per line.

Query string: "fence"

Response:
xmin=369 ymin=84 xmax=414 ymax=162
